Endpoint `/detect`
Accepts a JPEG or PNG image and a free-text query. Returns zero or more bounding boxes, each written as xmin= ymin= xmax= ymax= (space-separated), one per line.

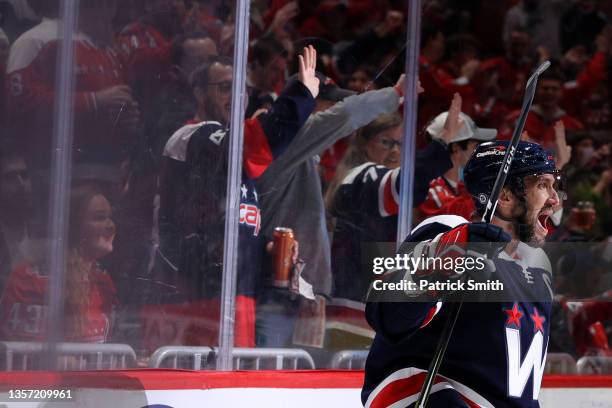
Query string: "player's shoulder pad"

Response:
xmin=404 ymin=215 xmax=469 ymax=243
xmin=163 ymin=121 xmax=225 ymax=162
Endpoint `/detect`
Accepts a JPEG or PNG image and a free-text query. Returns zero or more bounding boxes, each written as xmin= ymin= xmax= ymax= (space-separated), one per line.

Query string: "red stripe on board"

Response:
xmin=542 ymin=375 xmax=612 ymax=388
xmin=0 ymin=370 xmax=366 ymax=390
xmin=0 ymin=371 xmax=610 ymax=391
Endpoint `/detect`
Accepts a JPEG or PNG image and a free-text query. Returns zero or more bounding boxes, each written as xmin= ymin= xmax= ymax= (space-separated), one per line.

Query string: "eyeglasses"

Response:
xmin=376 ymin=138 xmax=402 ymax=150
xmin=207 ymin=81 xmax=233 ymax=93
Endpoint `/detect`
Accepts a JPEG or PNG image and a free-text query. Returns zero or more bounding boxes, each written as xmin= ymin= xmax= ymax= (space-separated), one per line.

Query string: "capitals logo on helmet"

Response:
xmin=463 ymin=141 xmax=558 ymax=211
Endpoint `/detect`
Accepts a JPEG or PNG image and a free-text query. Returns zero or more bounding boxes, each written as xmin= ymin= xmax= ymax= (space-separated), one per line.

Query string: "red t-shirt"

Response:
xmin=0 ymin=262 xmax=117 ymax=342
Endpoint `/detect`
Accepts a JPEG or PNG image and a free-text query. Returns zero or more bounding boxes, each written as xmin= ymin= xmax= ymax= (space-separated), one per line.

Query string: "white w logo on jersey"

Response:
xmin=505 ymin=327 xmax=547 ymax=399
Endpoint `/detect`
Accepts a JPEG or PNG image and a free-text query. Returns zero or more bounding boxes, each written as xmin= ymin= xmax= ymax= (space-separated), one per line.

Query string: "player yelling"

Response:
xmin=362 ymin=141 xmax=563 ymax=407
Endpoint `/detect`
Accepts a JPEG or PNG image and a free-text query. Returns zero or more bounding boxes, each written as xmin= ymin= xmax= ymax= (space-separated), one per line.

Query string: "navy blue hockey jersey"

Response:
xmin=158 ymin=80 xmax=315 ymax=299
xmin=362 ymin=215 xmax=553 ymax=408
xmin=330 ymin=141 xmax=452 ymax=302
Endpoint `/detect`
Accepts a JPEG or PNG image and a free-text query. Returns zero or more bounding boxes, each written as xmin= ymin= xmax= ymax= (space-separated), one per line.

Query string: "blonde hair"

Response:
xmin=65 ymin=184 xmax=110 ymax=339
xmin=324 ymin=113 xmax=402 ymax=212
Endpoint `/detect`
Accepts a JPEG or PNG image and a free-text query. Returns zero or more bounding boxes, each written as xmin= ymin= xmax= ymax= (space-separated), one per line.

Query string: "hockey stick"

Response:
xmin=415 ymin=60 xmax=551 ymax=408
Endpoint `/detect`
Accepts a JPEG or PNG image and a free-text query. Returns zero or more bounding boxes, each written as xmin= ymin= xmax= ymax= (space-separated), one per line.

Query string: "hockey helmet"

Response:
xmin=463 ymin=141 xmax=562 ymax=210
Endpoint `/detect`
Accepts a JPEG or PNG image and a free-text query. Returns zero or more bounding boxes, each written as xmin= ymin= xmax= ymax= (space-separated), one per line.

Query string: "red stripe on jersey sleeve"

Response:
xmin=419 ymin=302 xmax=443 ymax=329
xmin=243 ymin=118 xmax=274 ymax=179
xmin=379 ymin=169 xmax=399 ymax=216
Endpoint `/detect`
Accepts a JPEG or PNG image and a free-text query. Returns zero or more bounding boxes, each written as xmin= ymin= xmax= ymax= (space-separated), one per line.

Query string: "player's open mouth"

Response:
xmin=535 ymin=213 xmax=550 ymax=235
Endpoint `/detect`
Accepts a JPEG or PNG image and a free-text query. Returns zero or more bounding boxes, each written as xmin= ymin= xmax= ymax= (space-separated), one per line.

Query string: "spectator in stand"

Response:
xmin=0 ymin=184 xmax=117 ymax=342
xmin=0 ymin=143 xmax=32 ymax=295
xmin=579 ymin=81 xmax=611 ymax=130
xmin=324 ymin=94 xmax=464 ymax=305
xmin=345 ymin=65 xmax=377 ymax=94
xmin=336 ymin=10 xmax=406 ymax=79
xmin=560 ymin=0 xmax=608 ymax=53
xmin=6 ymin=0 xmax=139 ymax=173
xmin=298 ymin=0 xmax=349 ymax=43
xmin=416 ymin=107 xmax=497 ymax=223
xmin=145 ymin=31 xmax=218 ymax=160
xmin=503 ymin=0 xmax=567 ymax=58
xmin=553 ymin=252 xmax=612 ymax=357
xmin=499 ymin=68 xmax=584 ymax=150
xmin=326 ymin=113 xmax=403 ymax=304
xmin=183 ymin=0 xmax=229 ymax=48
xmin=246 ymin=35 xmax=288 ymax=118
xmin=118 ymin=0 xmax=187 ymax=109
xmin=417 ymin=25 xmax=476 ymax=147
xmin=155 ymin=47 xmax=318 ymax=347
xmin=255 ymin=73 xmax=417 ymax=347
xmin=478 ymin=30 xmax=534 ymax=113
xmin=562 ymin=26 xmax=612 ymax=129
xmin=562 ymin=132 xmax=612 ymax=235
xmin=250 ymin=0 xmax=299 ymax=56
xmin=439 ymin=33 xmax=481 ymax=88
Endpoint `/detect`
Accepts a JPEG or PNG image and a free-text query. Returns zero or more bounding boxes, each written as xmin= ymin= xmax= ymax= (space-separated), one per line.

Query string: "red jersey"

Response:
xmin=561 ymin=51 xmax=608 ymax=118
xmin=418 ymin=176 xmax=475 ymax=221
xmin=0 ymin=262 xmax=117 ymax=342
xmin=117 ymin=21 xmax=172 ymax=103
xmin=499 ymin=105 xmax=584 ymax=149
xmin=6 ymin=19 xmax=127 ymax=163
xmin=564 ymin=292 xmax=612 ymax=357
xmin=478 ymin=56 xmax=533 ymax=110
xmin=418 ymin=56 xmax=475 ymax=147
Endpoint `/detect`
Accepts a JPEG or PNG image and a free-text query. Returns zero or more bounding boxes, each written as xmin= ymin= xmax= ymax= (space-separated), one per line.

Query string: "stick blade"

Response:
xmin=525 ymin=60 xmax=551 ymax=89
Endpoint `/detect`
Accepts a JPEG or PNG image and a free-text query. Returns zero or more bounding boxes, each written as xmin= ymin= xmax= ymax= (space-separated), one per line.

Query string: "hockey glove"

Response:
xmin=414 ymin=222 xmax=511 ymax=294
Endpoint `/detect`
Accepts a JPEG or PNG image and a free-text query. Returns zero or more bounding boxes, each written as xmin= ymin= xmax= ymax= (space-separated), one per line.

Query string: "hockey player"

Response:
xmin=362 ymin=141 xmax=562 ymax=407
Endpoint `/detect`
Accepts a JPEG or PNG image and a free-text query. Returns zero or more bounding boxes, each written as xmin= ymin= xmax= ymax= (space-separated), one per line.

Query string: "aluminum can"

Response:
xmin=273 ymin=227 xmax=294 ymax=288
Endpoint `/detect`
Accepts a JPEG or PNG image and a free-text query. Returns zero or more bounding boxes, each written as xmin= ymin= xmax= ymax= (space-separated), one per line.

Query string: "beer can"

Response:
xmin=273 ymin=227 xmax=294 ymax=288
xmin=572 ymin=201 xmax=596 ymax=230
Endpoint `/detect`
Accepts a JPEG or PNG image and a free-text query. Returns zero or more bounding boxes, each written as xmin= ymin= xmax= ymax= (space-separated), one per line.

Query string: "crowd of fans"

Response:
xmin=0 ymin=0 xmax=610 ymax=367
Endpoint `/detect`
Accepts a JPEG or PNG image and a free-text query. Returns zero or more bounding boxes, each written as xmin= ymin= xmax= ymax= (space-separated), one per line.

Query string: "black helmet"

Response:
xmin=464 ymin=141 xmax=559 ymax=210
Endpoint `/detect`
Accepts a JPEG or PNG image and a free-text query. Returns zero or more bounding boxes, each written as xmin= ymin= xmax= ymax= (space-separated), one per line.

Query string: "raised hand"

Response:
xmin=298 ymin=45 xmax=320 ymax=98
xmin=270 ymin=1 xmax=299 ymax=33
xmin=393 ymin=74 xmax=423 ymax=97
xmin=554 ymin=120 xmax=571 ymax=169
xmin=439 ymin=93 xmax=465 ymax=145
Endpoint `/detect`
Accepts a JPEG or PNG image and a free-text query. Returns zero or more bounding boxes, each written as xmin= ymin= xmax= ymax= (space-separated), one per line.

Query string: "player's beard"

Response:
xmin=511 ymin=199 xmax=537 ymax=245
xmin=514 ymin=213 xmax=535 ymax=245
xmin=515 ymin=202 xmax=553 ymax=247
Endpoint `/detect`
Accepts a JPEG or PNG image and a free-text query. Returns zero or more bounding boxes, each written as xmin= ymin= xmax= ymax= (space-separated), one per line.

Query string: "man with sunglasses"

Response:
xmin=155 ymin=47 xmax=319 ymax=347
xmin=362 ymin=141 xmax=565 ymax=407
